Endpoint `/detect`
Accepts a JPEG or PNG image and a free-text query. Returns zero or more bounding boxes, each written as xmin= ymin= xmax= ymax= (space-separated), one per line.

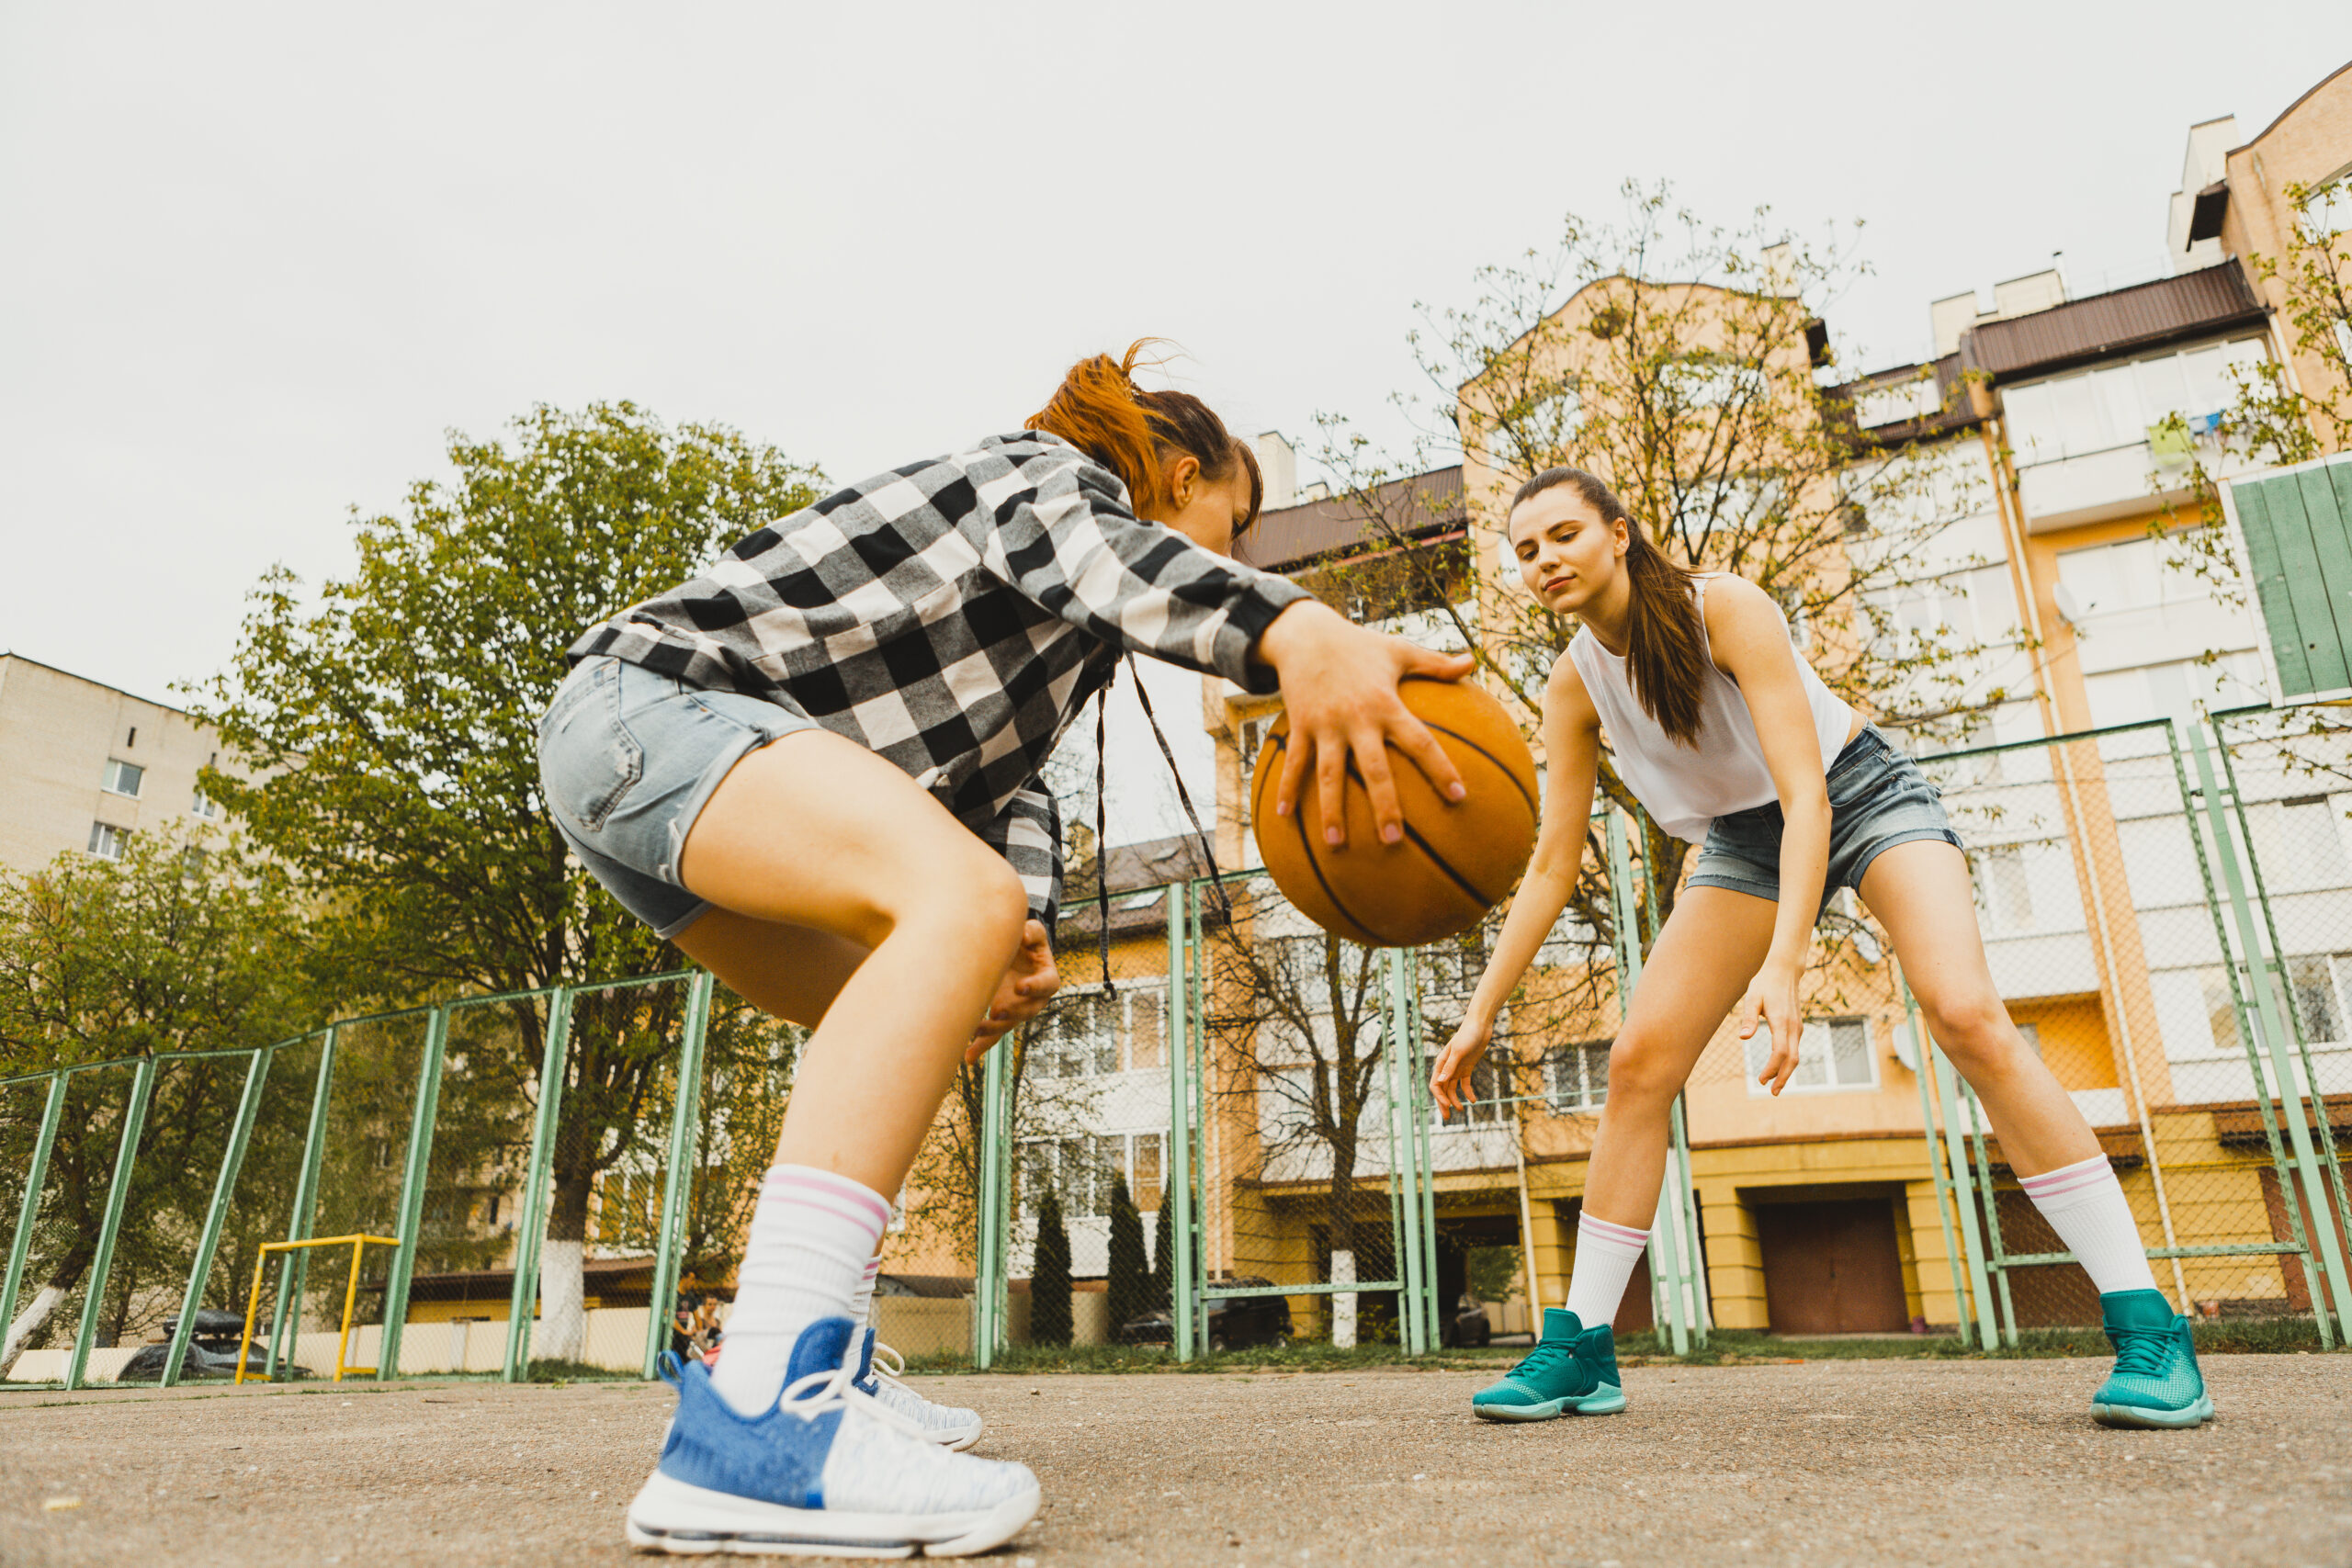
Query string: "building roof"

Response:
xmin=1237 ymin=467 xmax=1464 ymax=573
xmin=1827 ymin=354 xmax=1976 ymax=446
xmin=1057 ymin=831 xmax=1216 ymax=941
xmin=1958 ymin=261 xmax=2267 ymax=382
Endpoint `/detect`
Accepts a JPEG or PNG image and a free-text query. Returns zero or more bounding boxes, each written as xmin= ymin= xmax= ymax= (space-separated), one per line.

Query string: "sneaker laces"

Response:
xmin=775 ymin=1348 xmax=933 ymax=1441
xmin=2109 ymin=1325 xmax=2172 ymax=1380
xmin=1508 ymin=1338 xmax=1577 ymax=1383
xmin=869 ymin=1339 xmax=910 ymax=1392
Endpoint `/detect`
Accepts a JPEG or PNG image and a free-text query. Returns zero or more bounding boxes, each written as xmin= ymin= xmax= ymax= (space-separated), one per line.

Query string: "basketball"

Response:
xmin=1250 ymin=677 xmax=1539 ymax=947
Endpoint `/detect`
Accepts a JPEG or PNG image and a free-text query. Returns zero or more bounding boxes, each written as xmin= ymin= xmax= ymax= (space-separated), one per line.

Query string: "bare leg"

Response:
xmin=1580 ymin=886 xmax=1779 ymax=1224
xmin=1858 ymin=839 xmax=2100 ymax=1179
xmin=673 ymin=729 xmax=1029 ymax=1196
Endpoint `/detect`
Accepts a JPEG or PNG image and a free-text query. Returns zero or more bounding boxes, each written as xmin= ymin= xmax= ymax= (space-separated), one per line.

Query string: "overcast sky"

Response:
xmin=5 ymin=3 xmax=2347 ymax=841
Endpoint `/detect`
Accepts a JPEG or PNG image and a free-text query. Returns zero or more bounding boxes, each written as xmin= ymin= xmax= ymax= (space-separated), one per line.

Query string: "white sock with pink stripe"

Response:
xmin=707 ymin=1165 xmax=891 ymax=1416
xmin=1563 ymin=1210 xmax=1651 ymax=1329
xmin=850 ymin=1258 xmax=882 ymax=1329
xmin=2019 ymin=1154 xmax=2158 ymax=1296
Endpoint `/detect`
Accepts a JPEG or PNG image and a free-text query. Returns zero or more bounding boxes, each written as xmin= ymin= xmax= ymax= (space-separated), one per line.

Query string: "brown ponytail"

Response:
xmin=1027 ymin=340 xmax=1264 ymax=534
xmin=1513 ymin=467 xmax=1710 ymax=747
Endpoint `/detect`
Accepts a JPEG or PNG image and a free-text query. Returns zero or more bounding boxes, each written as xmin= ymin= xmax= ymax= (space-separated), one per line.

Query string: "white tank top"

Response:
xmin=1566 ymin=574 xmax=1857 ymax=844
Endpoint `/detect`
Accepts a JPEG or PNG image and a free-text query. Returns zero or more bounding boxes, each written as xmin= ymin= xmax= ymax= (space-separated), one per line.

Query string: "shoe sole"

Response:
xmin=624 ymin=1470 xmax=1040 ymax=1558
xmin=2092 ymin=1393 xmax=2213 ymax=1430
xmin=1472 ymin=1388 xmax=1627 ymax=1422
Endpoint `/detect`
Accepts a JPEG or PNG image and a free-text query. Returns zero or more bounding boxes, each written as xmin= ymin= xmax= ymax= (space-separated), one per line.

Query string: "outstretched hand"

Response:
xmin=1257 ymin=602 xmax=1474 ymax=848
xmin=1430 ymin=1015 xmax=1495 ymax=1119
xmin=1737 ymin=961 xmax=1804 ymax=1095
xmin=967 ymin=919 xmax=1059 ymax=1062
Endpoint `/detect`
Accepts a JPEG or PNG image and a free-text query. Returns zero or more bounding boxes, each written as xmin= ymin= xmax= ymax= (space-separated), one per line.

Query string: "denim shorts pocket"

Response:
xmin=539 ymin=660 xmax=644 ymax=833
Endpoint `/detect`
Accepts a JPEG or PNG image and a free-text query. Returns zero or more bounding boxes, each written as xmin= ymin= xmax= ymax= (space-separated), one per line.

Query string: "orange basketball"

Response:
xmin=1250 ymin=677 xmax=1539 ymax=947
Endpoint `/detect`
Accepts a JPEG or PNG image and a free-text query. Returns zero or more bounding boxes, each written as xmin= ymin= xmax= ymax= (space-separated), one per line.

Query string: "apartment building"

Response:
xmin=0 ymin=653 xmax=235 ymax=876
xmin=1154 ymin=67 xmax=2352 ymax=1342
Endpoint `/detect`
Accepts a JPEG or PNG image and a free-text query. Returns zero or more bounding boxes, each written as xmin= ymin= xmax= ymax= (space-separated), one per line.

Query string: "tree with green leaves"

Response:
xmin=1309 ymin=178 xmax=1999 ymax=1067
xmin=1028 ymin=1188 xmax=1072 ymax=1348
xmin=192 ymin=401 xmax=822 ymax=1358
xmin=1103 ymin=1172 xmax=1146 ymax=1336
xmin=0 ymin=829 xmax=316 ymax=1371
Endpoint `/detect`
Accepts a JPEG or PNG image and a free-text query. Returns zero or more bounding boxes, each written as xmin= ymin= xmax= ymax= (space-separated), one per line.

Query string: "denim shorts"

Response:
xmin=537 ymin=655 xmax=823 ymax=939
xmin=1684 ymin=727 xmax=1962 ymax=919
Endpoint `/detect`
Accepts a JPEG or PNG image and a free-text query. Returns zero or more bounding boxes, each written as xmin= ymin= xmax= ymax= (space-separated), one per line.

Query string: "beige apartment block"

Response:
xmin=0 ymin=653 xmax=234 ymax=876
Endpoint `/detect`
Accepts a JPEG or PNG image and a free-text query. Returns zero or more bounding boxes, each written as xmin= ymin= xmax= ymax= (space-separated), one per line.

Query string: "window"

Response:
xmin=191 ymin=788 xmax=222 ymax=820
xmin=2004 ymin=339 xmax=2267 ymax=464
xmin=1746 ymin=1017 xmax=1876 ymax=1095
xmin=2080 ymin=652 xmax=2267 ymax=728
xmin=101 ymin=759 xmax=143 ymax=798
xmin=1033 ymin=991 xmax=1121 ymax=1077
xmin=2245 ymin=796 xmax=2352 ymax=894
xmin=1019 ymin=1134 xmax=1130 ymax=1220
xmin=1972 ymin=845 xmax=2036 ymax=933
xmin=1547 ymin=1039 xmax=1611 ymax=1112
xmin=2285 ymin=953 xmax=2352 ymax=1045
xmin=86 ymin=822 xmax=127 ymax=861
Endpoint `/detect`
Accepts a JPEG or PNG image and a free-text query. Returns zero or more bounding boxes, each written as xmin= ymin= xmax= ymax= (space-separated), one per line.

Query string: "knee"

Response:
xmin=1604 ymin=1032 xmax=1683 ymax=1110
xmin=1919 ymin=989 xmax=2024 ymax=1071
xmin=868 ymin=842 xmax=1029 ymax=961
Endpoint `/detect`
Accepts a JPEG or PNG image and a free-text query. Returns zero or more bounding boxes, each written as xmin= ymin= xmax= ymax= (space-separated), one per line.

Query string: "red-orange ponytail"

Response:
xmin=1028 ymin=340 xmax=1263 ymax=532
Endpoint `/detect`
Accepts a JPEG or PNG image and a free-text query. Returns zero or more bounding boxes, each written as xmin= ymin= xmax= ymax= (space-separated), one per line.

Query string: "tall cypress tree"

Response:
xmin=1148 ymin=1195 xmax=1175 ymax=1311
xmin=1031 ymin=1190 xmax=1073 ymax=1348
xmin=1105 ymin=1175 xmax=1147 ymax=1336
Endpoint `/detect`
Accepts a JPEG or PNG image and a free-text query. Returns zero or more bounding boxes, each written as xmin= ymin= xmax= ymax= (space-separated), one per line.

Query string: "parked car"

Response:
xmin=1117 ymin=1278 xmax=1292 ymax=1351
xmin=1445 ymin=1296 xmax=1494 ymax=1348
xmin=116 ymin=1307 xmax=312 ymax=1382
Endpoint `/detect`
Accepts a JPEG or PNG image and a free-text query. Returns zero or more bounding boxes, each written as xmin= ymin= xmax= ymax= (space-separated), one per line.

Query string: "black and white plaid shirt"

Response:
xmin=569 ymin=431 xmax=1310 ymax=929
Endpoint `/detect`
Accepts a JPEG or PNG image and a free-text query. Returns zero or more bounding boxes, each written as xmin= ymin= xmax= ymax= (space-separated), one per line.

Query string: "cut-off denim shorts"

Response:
xmin=537 ymin=655 xmax=823 ymax=939
xmin=1683 ymin=726 xmax=1963 ymax=920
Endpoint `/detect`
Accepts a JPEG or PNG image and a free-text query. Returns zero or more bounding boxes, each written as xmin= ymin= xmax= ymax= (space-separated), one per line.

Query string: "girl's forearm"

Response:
xmin=1464 ymin=815 xmax=1589 ymax=1027
xmin=1768 ymin=799 xmax=1831 ymax=971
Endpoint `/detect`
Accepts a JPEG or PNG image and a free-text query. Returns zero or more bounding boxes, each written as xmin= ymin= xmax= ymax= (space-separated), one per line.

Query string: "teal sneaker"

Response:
xmin=1470 ymin=1308 xmax=1626 ymax=1422
xmin=2090 ymin=1289 xmax=2213 ymax=1429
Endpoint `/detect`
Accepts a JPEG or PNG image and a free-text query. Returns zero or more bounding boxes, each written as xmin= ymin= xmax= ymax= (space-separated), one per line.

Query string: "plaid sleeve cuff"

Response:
xmin=971 ymin=785 xmax=1062 ymax=931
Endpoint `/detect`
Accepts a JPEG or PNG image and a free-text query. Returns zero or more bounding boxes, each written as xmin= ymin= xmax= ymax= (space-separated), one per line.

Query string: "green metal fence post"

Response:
xmin=1604 ymin=811 xmax=1690 ymax=1352
xmin=1167 ymin=879 xmax=1195 ymax=1363
xmin=645 ymin=973 xmax=717 ymax=1378
xmin=2163 ymin=725 xmax=2331 ymax=1344
xmin=162 ymin=1047 xmax=273 ymax=1387
xmin=267 ymin=1027 xmax=337 ymax=1379
xmin=2186 ymin=725 xmax=2352 ymax=1337
xmin=1189 ymin=885 xmax=1211 ymax=1359
xmin=2208 ymin=717 xmax=2352 ymax=1330
xmin=67 ymin=1055 xmax=156 ymax=1390
xmin=503 ymin=988 xmax=573 ymax=1382
xmin=379 ymin=1006 xmax=452 ymax=1381
xmin=1931 ymin=1047 xmax=1996 ymax=1350
xmin=1959 ymin=1075 xmax=2020 ymax=1348
xmin=975 ymin=961 xmax=1018 ymax=1370
xmin=1386 ymin=948 xmax=1427 ymax=1353
xmin=0 ymin=1072 xmax=68 ymax=1373
xmin=1905 ymin=982 xmax=1975 ymax=1347
xmin=1409 ymin=953 xmax=1441 ymax=1348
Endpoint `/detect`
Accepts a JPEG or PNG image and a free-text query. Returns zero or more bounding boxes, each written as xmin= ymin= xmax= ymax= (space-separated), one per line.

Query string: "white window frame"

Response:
xmin=86 ymin=821 xmax=128 ymax=861
xmin=101 ymin=759 xmax=143 ymax=799
xmin=1547 ymin=1039 xmax=1611 ymax=1113
xmin=1745 ymin=1016 xmax=1878 ymax=1097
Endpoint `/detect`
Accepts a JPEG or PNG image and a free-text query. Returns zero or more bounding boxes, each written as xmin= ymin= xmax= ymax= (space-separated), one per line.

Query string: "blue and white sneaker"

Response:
xmin=2090 ymin=1289 xmax=2214 ymax=1429
xmin=626 ymin=1317 xmax=1037 ymax=1558
xmin=855 ymin=1328 xmax=983 ymax=1451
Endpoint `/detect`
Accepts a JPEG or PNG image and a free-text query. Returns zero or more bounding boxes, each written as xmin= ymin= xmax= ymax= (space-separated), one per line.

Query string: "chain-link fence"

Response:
xmin=11 ymin=710 xmax=2352 ymax=1388
xmin=0 ymin=972 xmax=812 ymax=1390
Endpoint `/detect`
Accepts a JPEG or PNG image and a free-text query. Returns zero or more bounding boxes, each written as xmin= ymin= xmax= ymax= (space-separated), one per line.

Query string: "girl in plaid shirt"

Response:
xmin=543 ymin=344 xmax=1471 ymax=1555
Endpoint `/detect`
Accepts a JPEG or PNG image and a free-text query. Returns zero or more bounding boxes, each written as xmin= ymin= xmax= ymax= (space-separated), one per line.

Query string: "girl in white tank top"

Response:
xmin=1430 ymin=466 xmax=2202 ymax=1432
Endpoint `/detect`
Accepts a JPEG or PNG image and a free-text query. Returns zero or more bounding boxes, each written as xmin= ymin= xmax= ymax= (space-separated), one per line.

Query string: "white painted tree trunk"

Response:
xmin=537 ymin=1239 xmax=587 ymax=1361
xmin=1 ymin=1284 xmax=65 ymax=1375
xmin=1329 ymin=1249 xmax=1356 ymax=1349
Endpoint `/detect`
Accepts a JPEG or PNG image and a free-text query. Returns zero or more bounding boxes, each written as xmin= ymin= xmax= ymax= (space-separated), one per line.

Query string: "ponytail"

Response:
xmin=1028 ymin=340 xmax=1263 ymax=533
xmin=1513 ymin=467 xmax=1709 ymax=747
